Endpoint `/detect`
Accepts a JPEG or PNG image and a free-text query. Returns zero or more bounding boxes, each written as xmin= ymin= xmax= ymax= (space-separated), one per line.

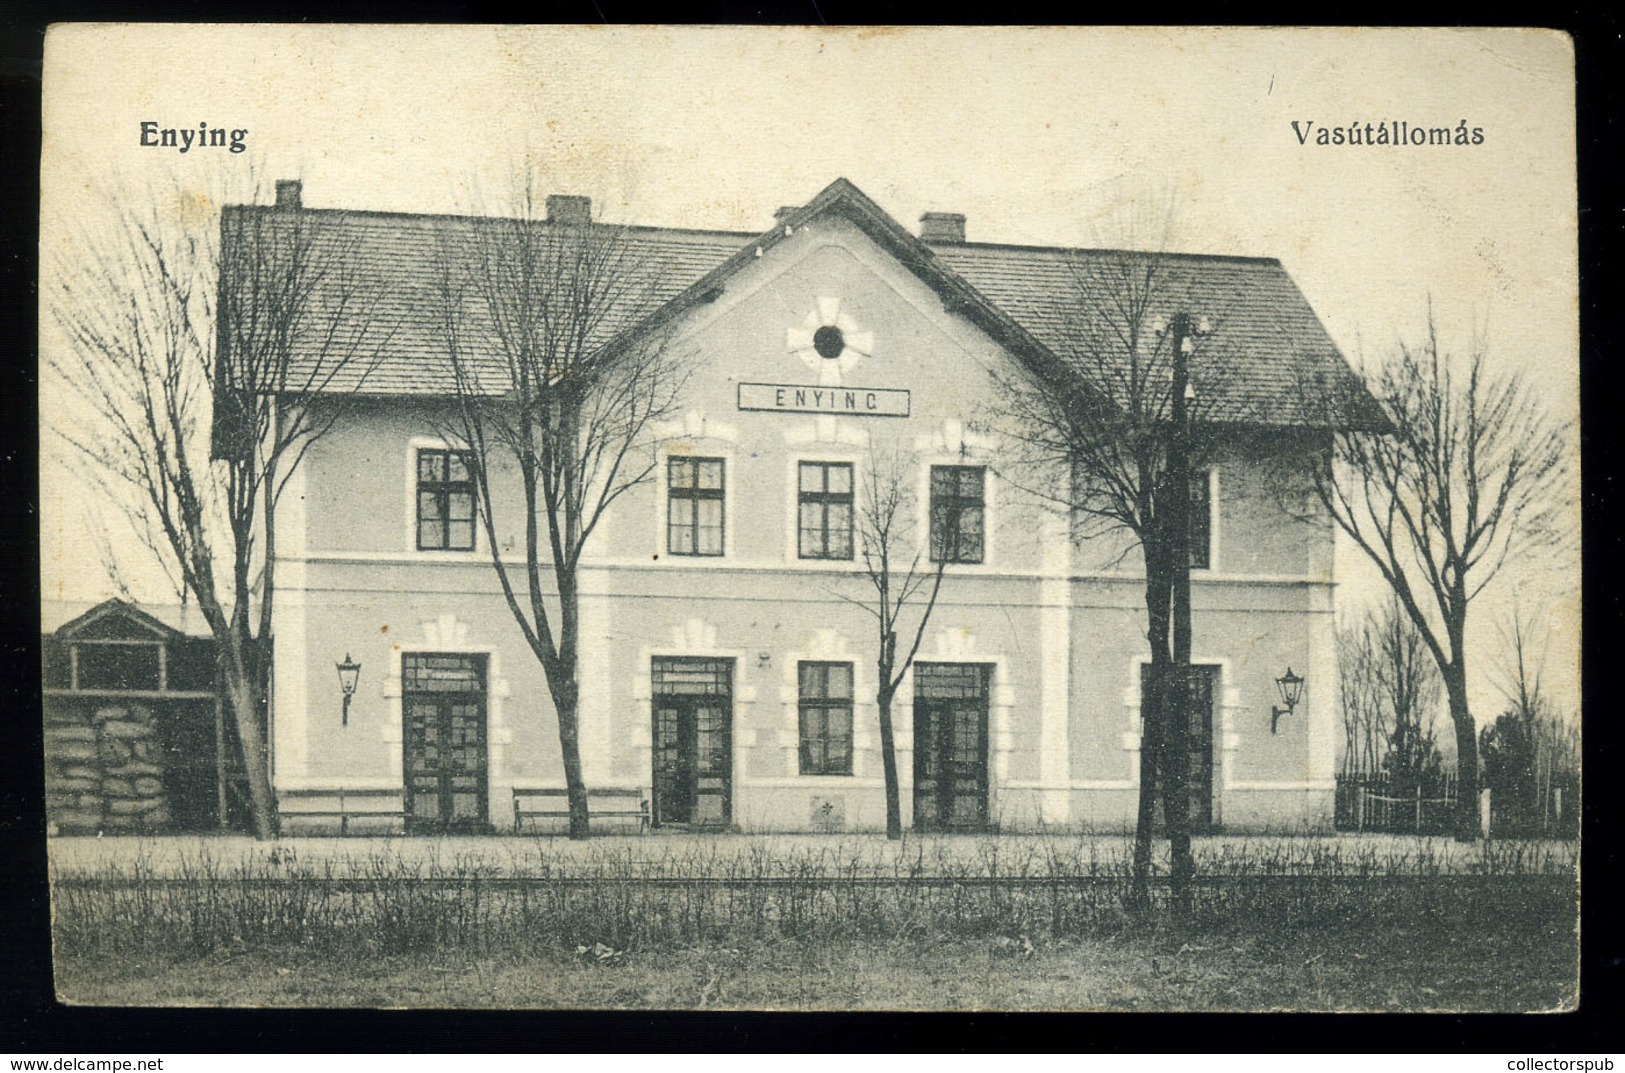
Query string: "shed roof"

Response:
xmin=43 ymin=598 xmax=209 ymax=640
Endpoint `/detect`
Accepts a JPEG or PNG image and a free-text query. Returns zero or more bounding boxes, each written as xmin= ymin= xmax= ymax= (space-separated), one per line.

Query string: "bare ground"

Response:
xmin=50 ymin=832 xmax=1579 ymax=1011
xmin=56 ymin=917 xmax=1576 ymax=1012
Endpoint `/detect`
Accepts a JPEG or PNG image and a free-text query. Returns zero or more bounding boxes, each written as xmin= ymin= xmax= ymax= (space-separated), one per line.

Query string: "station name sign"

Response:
xmin=737 ymin=382 xmax=911 ymax=418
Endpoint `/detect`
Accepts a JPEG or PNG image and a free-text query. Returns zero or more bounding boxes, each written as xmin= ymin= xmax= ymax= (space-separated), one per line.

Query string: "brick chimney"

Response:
xmin=547 ymin=195 xmax=592 ymax=225
xmin=274 ymin=180 xmax=302 ymax=209
xmin=773 ymin=205 xmax=800 ymax=225
xmin=919 ymin=212 xmax=966 ymax=244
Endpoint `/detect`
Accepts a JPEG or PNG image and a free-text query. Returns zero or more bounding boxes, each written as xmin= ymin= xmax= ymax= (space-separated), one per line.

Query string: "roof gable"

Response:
xmin=52 ymin=598 xmax=183 ymax=642
xmin=630 ymin=178 xmax=1060 ymax=377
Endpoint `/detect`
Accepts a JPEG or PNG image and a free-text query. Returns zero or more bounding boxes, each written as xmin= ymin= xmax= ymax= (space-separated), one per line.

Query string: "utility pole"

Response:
xmin=1158 ymin=310 xmax=1207 ymax=912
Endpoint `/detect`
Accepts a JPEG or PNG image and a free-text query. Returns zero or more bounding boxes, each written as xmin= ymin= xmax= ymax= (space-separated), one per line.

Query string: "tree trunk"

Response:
xmin=1132 ymin=666 xmax=1162 ymax=910
xmin=1443 ymin=666 xmax=1479 ymax=842
xmin=1133 ymin=565 xmax=1173 ymax=907
xmin=1159 ymin=663 xmax=1194 ymax=916
xmin=877 ymin=683 xmax=903 ymax=841
xmin=1166 ymin=554 xmax=1195 ymax=916
xmin=557 ymin=401 xmax=590 ymax=841
xmin=552 ymin=675 xmax=590 ymax=840
xmin=222 ymin=643 xmax=277 ymax=841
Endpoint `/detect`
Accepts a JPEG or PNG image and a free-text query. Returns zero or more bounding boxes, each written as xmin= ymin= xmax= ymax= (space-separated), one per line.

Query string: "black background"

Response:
xmin=1 ymin=5 xmax=1619 ymax=1054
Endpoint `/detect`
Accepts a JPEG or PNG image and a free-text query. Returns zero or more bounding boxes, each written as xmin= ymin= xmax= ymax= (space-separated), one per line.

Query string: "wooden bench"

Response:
xmin=279 ymin=788 xmax=407 ymax=836
xmin=513 ymin=786 xmax=650 ymax=834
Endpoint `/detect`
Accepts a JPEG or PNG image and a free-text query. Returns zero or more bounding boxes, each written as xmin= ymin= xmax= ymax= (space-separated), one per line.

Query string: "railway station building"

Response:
xmin=229 ymin=178 xmax=1354 ymax=835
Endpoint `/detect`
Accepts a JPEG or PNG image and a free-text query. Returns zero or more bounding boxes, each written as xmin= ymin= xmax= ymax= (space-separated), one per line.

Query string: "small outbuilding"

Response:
xmin=42 ymin=599 xmax=246 ymax=834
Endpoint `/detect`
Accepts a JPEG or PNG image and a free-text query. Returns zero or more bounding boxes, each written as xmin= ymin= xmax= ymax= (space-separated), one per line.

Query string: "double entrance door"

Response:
xmin=403 ymin=653 xmax=489 ymax=833
xmin=912 ymin=662 xmax=992 ymax=832
xmin=1141 ymin=663 xmax=1221 ymax=832
xmin=651 ymin=657 xmax=733 ymax=828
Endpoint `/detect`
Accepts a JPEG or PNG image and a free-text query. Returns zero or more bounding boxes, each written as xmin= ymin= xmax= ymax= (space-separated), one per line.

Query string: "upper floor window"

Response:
xmin=668 ymin=457 xmax=725 ymax=557
xmin=930 ymin=465 xmax=986 ymax=564
xmin=417 ymin=449 xmax=476 ymax=551
xmin=798 ymin=661 xmax=854 ymax=776
xmin=798 ymin=461 xmax=854 ymax=560
xmin=1190 ymin=470 xmax=1213 ymax=570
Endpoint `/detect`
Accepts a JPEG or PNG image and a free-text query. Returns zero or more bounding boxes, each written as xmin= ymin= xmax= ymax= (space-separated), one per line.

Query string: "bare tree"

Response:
xmin=1303 ymin=312 xmax=1571 ymax=839
xmin=1337 ymin=616 xmax=1385 ymax=777
xmin=1337 ymin=597 xmax=1443 ymax=780
xmin=1485 ymin=602 xmax=1578 ymax=834
xmin=434 ymin=179 xmax=685 ymax=840
xmin=838 ymin=447 xmax=956 ymax=840
xmin=996 ymin=251 xmax=1233 ymax=909
xmin=1373 ymin=595 xmax=1444 ymax=783
xmin=48 ymin=181 xmax=385 ymax=839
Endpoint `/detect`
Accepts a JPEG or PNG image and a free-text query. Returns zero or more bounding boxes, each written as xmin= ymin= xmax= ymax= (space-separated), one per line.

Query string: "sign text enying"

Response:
xmin=737 ymin=382 xmax=910 ymax=417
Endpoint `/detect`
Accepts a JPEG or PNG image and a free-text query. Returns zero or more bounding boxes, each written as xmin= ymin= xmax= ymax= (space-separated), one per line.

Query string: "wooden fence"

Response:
xmin=1335 ymin=771 xmax=1578 ymax=837
xmin=1334 ymin=772 xmax=1459 ymax=834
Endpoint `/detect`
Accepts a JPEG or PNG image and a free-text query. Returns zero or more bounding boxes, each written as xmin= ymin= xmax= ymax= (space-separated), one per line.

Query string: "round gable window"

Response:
xmin=812 ymin=325 xmax=846 ymax=359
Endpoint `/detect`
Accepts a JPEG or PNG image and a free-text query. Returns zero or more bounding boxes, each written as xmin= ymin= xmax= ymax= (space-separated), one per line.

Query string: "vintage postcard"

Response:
xmin=39 ymin=25 xmax=1580 ymax=1012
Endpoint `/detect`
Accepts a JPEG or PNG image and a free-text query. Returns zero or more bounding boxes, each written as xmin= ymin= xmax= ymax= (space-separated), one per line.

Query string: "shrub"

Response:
xmin=50 ymin=836 xmax=1577 ymax=960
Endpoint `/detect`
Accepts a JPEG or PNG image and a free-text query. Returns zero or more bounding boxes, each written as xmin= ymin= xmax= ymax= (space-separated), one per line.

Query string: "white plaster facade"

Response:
xmin=242 ymin=179 xmax=1345 ymax=835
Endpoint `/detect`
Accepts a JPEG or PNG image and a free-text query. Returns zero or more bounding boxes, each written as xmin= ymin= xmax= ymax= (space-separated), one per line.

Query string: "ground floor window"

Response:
xmin=798 ymin=661 xmax=853 ymax=775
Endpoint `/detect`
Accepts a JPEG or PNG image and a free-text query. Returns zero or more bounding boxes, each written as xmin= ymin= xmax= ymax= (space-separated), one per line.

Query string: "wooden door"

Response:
xmin=652 ymin=699 xmax=695 ymax=824
xmin=403 ymin=653 xmax=489 ymax=833
xmin=153 ymin=698 xmax=225 ymax=831
xmin=651 ymin=657 xmax=732 ymax=827
xmin=1184 ymin=666 xmax=1218 ymax=831
xmin=1142 ymin=664 xmax=1219 ymax=833
xmin=912 ymin=663 xmax=991 ymax=832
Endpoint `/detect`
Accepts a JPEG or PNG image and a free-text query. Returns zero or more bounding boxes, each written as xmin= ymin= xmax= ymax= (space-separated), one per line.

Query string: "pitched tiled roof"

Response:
xmin=220 ymin=206 xmax=750 ymax=397
xmin=219 ymin=179 xmax=1364 ymax=427
xmin=931 ymin=243 xmax=1363 ymax=427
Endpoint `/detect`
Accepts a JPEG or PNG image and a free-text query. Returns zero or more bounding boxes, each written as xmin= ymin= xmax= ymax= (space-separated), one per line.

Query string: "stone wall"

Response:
xmin=44 ymin=700 xmax=171 ymax=833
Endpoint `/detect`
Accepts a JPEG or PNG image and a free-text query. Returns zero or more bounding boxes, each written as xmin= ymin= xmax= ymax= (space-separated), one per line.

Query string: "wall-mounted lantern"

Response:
xmin=1270 ymin=667 xmax=1304 ymax=735
xmin=336 ymin=653 xmax=362 ymax=726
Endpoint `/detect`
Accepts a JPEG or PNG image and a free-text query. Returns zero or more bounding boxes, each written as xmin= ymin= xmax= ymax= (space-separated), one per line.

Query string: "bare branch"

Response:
xmin=45 ymin=176 xmax=386 ymax=839
xmin=1295 ymin=306 xmax=1572 ymax=837
xmin=430 ymin=173 xmax=687 ymax=839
